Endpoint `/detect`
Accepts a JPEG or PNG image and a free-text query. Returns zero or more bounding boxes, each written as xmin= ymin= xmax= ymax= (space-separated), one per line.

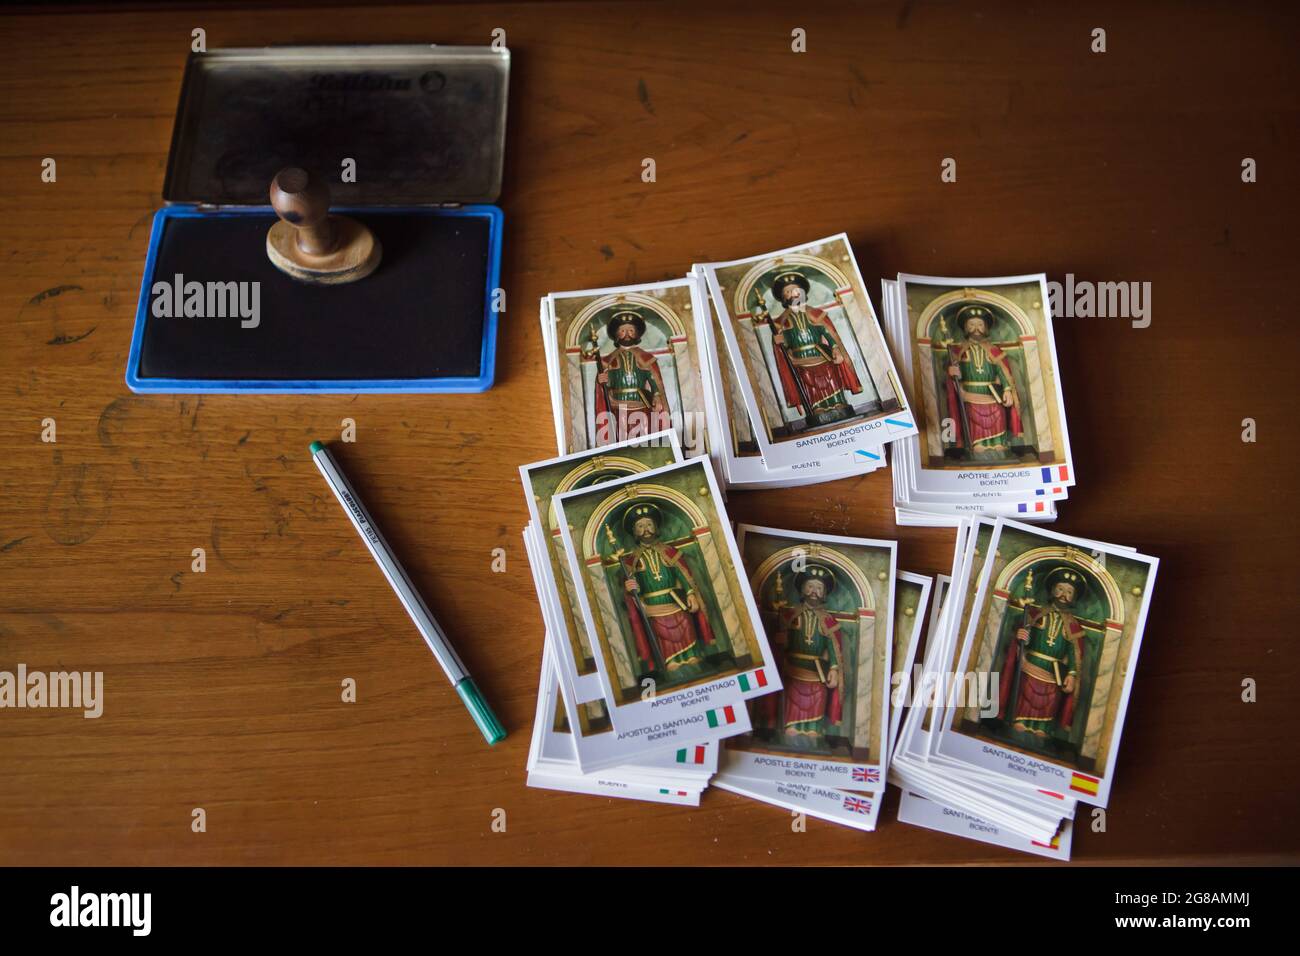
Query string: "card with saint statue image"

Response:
xmin=720 ymin=525 xmax=896 ymax=790
xmin=688 ymin=267 xmax=886 ymax=487
xmin=553 ymin=456 xmax=781 ymax=740
xmin=714 ymin=566 xmax=926 ymax=831
xmin=936 ymin=518 xmax=1158 ymax=808
xmin=895 ymin=273 xmax=1076 ymax=497
xmin=879 ymin=277 xmax=1066 ymax=525
xmin=519 ymin=430 xmax=682 ymax=709
xmin=523 ymin=518 xmax=742 ymax=773
xmin=544 ymin=278 xmax=712 ymax=459
xmin=699 ymin=235 xmax=916 ymax=471
xmin=889 ymin=520 xmax=1085 ymax=843
xmin=905 ymin=516 xmax=1092 ymax=821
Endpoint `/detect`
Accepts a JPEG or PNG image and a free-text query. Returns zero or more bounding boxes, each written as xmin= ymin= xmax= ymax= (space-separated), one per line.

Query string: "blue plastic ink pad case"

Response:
xmin=128 ymin=45 xmax=508 ymax=393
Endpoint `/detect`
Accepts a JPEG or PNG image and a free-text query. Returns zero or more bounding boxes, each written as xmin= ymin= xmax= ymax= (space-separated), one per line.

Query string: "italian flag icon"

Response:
xmin=705 ymin=705 xmax=737 ymax=728
xmin=676 ymin=745 xmax=706 ymax=765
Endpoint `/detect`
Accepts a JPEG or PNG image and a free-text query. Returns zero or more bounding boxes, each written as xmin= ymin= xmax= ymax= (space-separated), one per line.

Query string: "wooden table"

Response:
xmin=1 ymin=1 xmax=1296 ymax=865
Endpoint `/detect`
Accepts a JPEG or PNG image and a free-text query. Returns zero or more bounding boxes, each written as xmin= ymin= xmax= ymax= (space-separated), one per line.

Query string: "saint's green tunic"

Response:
xmin=631 ymin=545 xmax=694 ymax=614
xmin=777 ymin=606 xmax=842 ymax=746
xmin=1021 ymin=607 xmax=1078 ymax=681
xmin=953 ymin=342 xmax=1014 ymax=404
xmin=629 ymin=544 xmax=709 ymax=678
xmin=605 ymin=348 xmax=661 ymax=409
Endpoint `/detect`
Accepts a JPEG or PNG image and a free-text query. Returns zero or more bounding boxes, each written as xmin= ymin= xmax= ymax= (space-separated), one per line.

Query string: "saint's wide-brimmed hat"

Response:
xmin=794 ymin=562 xmax=837 ymax=595
xmin=622 ymin=501 xmax=663 ymax=536
xmin=771 ymin=270 xmax=812 ymax=301
xmin=955 ymin=303 xmax=999 ymax=330
xmin=606 ymin=310 xmax=647 ymax=341
xmin=1044 ymin=565 xmax=1088 ymax=600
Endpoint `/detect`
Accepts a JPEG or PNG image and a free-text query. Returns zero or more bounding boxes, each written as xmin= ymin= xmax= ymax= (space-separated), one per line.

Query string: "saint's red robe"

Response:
xmin=997 ymin=605 xmax=1086 ymax=731
xmin=618 ymin=545 xmax=715 ymax=668
xmin=771 ymin=307 xmax=862 ymax=413
xmin=944 ymin=342 xmax=1024 ymax=447
xmin=757 ymin=605 xmax=844 ymax=728
xmin=594 ymin=346 xmax=671 ymax=440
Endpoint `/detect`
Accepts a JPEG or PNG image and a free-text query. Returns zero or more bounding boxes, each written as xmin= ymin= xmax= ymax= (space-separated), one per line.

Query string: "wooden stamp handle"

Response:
xmin=269 ymin=167 xmax=334 ymax=256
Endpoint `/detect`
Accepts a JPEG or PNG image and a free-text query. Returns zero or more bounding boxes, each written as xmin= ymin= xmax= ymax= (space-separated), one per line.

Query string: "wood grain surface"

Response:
xmin=1 ymin=1 xmax=1297 ymax=865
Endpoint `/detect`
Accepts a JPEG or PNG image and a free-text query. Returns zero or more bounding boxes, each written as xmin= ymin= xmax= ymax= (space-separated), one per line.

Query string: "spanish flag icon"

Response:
xmin=1070 ymin=772 xmax=1100 ymax=797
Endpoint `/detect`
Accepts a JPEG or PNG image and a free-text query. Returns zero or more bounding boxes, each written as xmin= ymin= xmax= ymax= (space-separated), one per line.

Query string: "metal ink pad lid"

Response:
xmin=162 ymin=44 xmax=510 ymax=207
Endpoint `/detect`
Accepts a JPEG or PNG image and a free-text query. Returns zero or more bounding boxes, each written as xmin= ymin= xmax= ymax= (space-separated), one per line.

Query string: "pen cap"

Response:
xmin=456 ymin=678 xmax=506 ymax=745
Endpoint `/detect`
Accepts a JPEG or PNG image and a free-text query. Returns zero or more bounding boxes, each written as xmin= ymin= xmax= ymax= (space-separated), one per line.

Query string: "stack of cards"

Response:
xmin=525 ymin=642 xmax=718 ymax=805
xmin=710 ymin=525 xmax=932 ymax=832
xmin=525 ymin=235 xmax=1159 ymax=856
xmin=692 ymin=235 xmax=918 ymax=487
xmin=536 ymin=234 xmax=920 ymax=491
xmin=889 ymin=517 xmax=1159 ymax=858
xmin=539 ymin=279 xmax=712 ymax=461
xmin=879 ymin=274 xmax=1076 ymax=526
xmin=520 ymin=435 xmax=784 ymax=803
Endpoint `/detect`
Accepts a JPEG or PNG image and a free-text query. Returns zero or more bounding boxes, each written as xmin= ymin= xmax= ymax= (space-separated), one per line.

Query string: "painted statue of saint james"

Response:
xmin=758 ymin=563 xmax=844 ymax=749
xmin=944 ymin=304 xmax=1024 ymax=458
xmin=617 ymin=502 xmax=715 ymax=680
xmin=766 ymin=272 xmax=862 ymax=426
xmin=594 ymin=311 xmax=671 ymax=442
xmin=997 ymin=566 xmax=1087 ymax=738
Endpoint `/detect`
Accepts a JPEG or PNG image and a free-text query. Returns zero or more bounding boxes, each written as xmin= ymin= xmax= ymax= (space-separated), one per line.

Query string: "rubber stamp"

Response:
xmin=127 ymin=44 xmax=510 ymax=394
xmin=266 ymin=166 xmax=381 ymax=284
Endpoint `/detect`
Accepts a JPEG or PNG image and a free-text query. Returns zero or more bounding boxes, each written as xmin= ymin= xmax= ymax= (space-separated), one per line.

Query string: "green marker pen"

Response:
xmin=310 ymin=440 xmax=505 ymax=745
